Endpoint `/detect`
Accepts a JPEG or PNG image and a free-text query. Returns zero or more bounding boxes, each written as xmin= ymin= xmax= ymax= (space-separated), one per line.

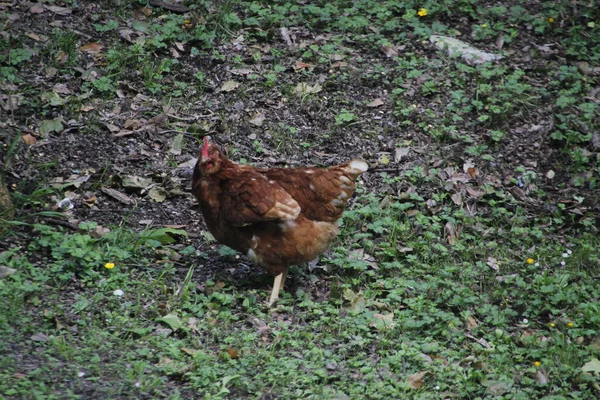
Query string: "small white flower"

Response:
xmin=522 ymin=318 xmax=528 ymax=324
xmin=113 ymin=289 xmax=124 ymax=297
xmin=535 ymin=263 xmax=540 ymax=267
xmin=567 ymin=249 xmax=572 ymax=255
xmin=135 ymin=382 xmax=141 ymax=388
xmin=78 ymin=371 xmax=85 ymax=378
xmin=560 ymin=261 xmax=566 ymax=266
xmin=562 ymin=253 xmax=568 ymax=258
xmin=435 ymin=385 xmax=440 ymax=390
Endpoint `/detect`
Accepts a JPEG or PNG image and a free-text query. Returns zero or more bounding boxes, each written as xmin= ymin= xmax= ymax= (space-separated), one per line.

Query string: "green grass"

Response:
xmin=1 ymin=0 xmax=599 ymax=398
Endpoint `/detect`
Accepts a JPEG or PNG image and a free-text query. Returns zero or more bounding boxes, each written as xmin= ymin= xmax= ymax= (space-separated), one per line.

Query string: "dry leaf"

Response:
xmin=29 ymin=4 xmax=45 ymax=13
xmin=220 ymin=80 xmax=240 ymax=92
xmin=295 ymin=82 xmax=322 ymax=95
xmin=466 ymin=315 xmax=479 ymax=329
xmin=249 ymin=113 xmax=265 ymax=126
xmin=486 ymin=257 xmax=499 ymax=271
xmin=80 ymin=105 xmax=95 ymax=112
xmin=55 ymin=50 xmax=68 ymax=64
xmin=367 ymin=98 xmax=384 ymax=108
xmin=0 ymin=266 xmax=16 ymax=279
xmin=80 ymin=43 xmax=104 ymax=54
xmin=227 ymin=348 xmax=240 ymax=359
xmin=181 ymin=348 xmax=198 ymax=356
xmin=331 ymin=61 xmax=348 ymax=69
xmin=407 ymin=370 xmax=430 ymax=389
xmin=230 ymin=68 xmax=253 ymax=75
xmin=466 ymin=186 xmax=485 ymax=198
xmin=280 ymin=27 xmax=293 ymax=47
xmin=451 ymin=192 xmax=463 ymax=206
xmin=394 ymin=147 xmax=409 ymax=163
xmin=46 ymin=5 xmax=71 ymax=15
xmin=22 ymin=133 xmax=37 ymax=145
xmin=369 ymin=312 xmax=395 ymax=330
xmin=535 ymin=370 xmax=548 ymax=385
xmin=380 ymin=44 xmax=398 ymax=57
xmin=123 ymin=119 xmax=142 ymax=130
xmin=495 ymin=34 xmax=505 ymax=50
xmin=100 ymin=188 xmax=134 ymax=205
xmin=294 ymin=61 xmax=314 ymax=71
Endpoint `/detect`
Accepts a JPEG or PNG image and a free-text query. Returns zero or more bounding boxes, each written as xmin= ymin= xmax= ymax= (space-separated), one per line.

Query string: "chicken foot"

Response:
xmin=268 ymin=268 xmax=288 ymax=307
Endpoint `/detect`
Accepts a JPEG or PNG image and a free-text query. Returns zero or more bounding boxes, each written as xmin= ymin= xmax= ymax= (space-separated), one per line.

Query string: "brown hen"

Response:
xmin=192 ymin=137 xmax=368 ymax=306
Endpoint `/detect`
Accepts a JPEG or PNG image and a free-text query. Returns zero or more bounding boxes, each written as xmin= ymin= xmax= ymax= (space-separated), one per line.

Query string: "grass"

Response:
xmin=1 ymin=0 xmax=599 ymax=398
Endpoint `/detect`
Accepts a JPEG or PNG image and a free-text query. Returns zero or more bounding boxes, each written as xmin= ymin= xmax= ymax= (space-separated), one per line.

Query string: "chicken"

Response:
xmin=191 ymin=137 xmax=368 ymax=306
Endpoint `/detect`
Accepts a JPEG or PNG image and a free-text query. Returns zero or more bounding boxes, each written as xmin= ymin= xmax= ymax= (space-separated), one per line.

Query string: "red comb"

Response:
xmin=201 ymin=136 xmax=210 ymax=158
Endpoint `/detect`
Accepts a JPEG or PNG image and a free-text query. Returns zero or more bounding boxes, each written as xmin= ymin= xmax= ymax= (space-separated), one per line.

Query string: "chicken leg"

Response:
xmin=268 ymin=268 xmax=288 ymax=307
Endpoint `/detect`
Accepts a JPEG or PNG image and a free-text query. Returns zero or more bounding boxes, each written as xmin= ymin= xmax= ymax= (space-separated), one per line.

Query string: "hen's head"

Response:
xmin=197 ymin=136 xmax=224 ymax=175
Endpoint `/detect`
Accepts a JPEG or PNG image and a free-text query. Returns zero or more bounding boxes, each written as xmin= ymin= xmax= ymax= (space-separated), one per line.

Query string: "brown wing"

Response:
xmin=260 ymin=159 xmax=368 ymax=222
xmin=222 ymin=171 xmax=301 ymax=227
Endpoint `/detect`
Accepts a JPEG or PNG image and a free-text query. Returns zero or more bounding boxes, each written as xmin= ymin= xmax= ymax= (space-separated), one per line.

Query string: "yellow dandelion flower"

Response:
xmin=104 ymin=262 xmax=115 ymax=269
xmin=549 ymin=322 xmax=555 ymax=328
xmin=567 ymin=321 xmax=574 ymax=328
xmin=534 ymin=361 xmax=541 ymax=367
xmin=417 ymin=8 xmax=428 ymax=17
xmin=548 ymin=17 xmax=554 ymax=23
xmin=526 ymin=258 xmax=534 ymax=264
xmin=482 ymin=24 xmax=487 ymax=28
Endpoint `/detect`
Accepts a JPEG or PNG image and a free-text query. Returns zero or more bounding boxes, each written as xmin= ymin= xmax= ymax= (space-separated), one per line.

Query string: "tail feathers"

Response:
xmin=343 ymin=159 xmax=369 ymax=178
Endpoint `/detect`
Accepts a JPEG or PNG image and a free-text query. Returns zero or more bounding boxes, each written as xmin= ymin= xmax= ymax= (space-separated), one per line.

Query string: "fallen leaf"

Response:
xmin=39 ymin=118 xmax=64 ymax=136
xmin=451 ymin=192 xmax=462 ymax=206
xmin=55 ymin=50 xmax=68 ymax=64
xmin=45 ymin=5 xmax=71 ymax=15
xmin=31 ymin=333 xmax=50 ymax=342
xmin=466 ymin=186 xmax=485 ymax=198
xmin=367 ymin=98 xmax=384 ymax=107
xmin=582 ymin=357 xmax=600 ymax=375
xmin=378 ymin=153 xmax=390 ymax=165
xmin=29 ymin=4 xmax=45 ymax=13
xmin=157 ymin=313 xmax=182 ymax=330
xmin=181 ymin=347 xmax=198 ymax=356
xmin=22 ymin=133 xmax=37 ymax=145
xmin=483 ymin=379 xmax=513 ymax=396
xmin=123 ymin=119 xmax=142 ymax=130
xmin=407 ymin=370 xmax=430 ymax=389
xmin=80 ymin=42 xmax=104 ymax=54
xmin=220 ymin=80 xmax=240 ymax=92
xmin=100 ymin=188 xmax=134 ymax=205
xmin=0 ymin=266 xmax=16 ymax=279
xmin=370 ymin=312 xmax=395 ymax=330
xmin=249 ymin=113 xmax=266 ymax=126
xmin=535 ymin=370 xmax=548 ymax=385
xmin=169 ymin=133 xmax=185 ymax=155
xmin=331 ymin=61 xmax=348 ymax=69
xmin=230 ymin=68 xmax=254 ymax=75
xmin=122 ymin=175 xmax=152 ymax=190
xmin=280 ymin=27 xmax=293 ymax=47
xmin=294 ymin=61 xmax=314 ymax=71
xmin=227 ymin=348 xmax=240 ymax=359
xmin=380 ymin=44 xmax=398 ymax=57
xmin=343 ymin=288 xmax=365 ymax=311
xmin=295 ymin=82 xmax=322 ymax=95
xmin=486 ymin=257 xmax=499 ymax=271
xmin=466 ymin=315 xmax=479 ymax=329
xmin=147 ymin=186 xmax=168 ymax=202
xmin=52 ymin=83 xmax=71 ymax=94
xmin=80 ymin=105 xmax=95 ymax=112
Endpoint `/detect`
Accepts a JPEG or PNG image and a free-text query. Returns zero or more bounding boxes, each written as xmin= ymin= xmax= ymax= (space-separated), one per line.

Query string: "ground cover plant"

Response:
xmin=0 ymin=0 xmax=599 ymax=398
